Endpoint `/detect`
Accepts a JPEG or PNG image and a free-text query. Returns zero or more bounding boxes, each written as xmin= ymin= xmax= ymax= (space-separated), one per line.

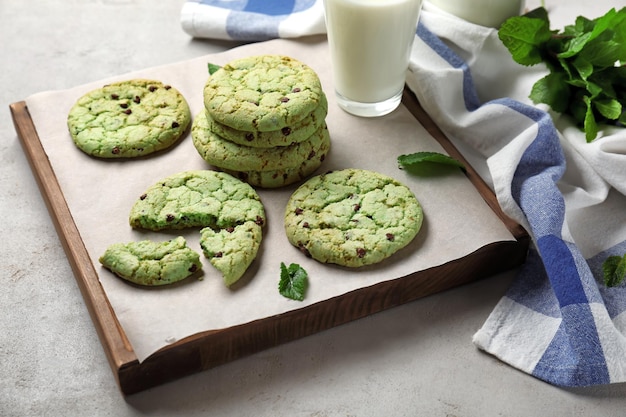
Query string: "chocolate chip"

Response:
xmin=280 ymin=97 xmax=290 ymax=103
xmin=139 ymin=193 xmax=147 ymax=200
xmin=171 ymin=121 xmax=180 ymax=128
xmin=111 ymin=94 xmax=119 ymax=100
xmin=353 ymin=204 xmax=361 ymax=212
xmin=386 ymin=233 xmax=395 ymax=241
xmin=120 ymin=103 xmax=128 ymax=109
xmin=295 ymin=208 xmax=303 ymax=215
xmin=148 ymin=86 xmax=158 ymax=92
xmin=302 ymin=222 xmax=310 ymax=228
xmin=281 ymin=127 xmax=291 ymax=136
xmin=123 ymin=109 xmax=132 ymax=115
xmin=133 ymin=96 xmax=141 ymax=104
xmin=298 ymin=242 xmax=311 ymax=258
xmin=356 ymin=248 xmax=367 ymax=258
xmin=255 ymin=215 xmax=264 ymax=226
xmin=111 ymin=146 xmax=120 ymax=154
xmin=188 ymin=264 xmax=198 ymax=272
xmin=226 ymin=226 xmax=235 ymax=233
xmin=292 ymin=88 xmax=301 ymax=93
xmin=164 ymin=85 xmax=171 ymax=90
xmin=245 ymin=133 xmax=254 ymax=142
xmin=214 ymin=252 xmax=223 ymax=258
xmin=166 ymin=214 xmax=175 ymax=222
xmin=307 ymin=150 xmax=316 ymax=160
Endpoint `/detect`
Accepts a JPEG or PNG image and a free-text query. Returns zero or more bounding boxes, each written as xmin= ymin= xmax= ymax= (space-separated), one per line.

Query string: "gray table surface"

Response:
xmin=2 ymin=1 xmax=626 ymax=416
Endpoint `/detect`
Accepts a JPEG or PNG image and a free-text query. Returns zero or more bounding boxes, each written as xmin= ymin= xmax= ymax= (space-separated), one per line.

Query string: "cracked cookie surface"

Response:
xmin=67 ymin=79 xmax=191 ymax=158
xmin=129 ymin=170 xmax=266 ymax=231
xmin=192 ymin=110 xmax=330 ymax=172
xmin=203 ymin=55 xmax=323 ymax=132
xmin=99 ymin=236 xmax=202 ymax=286
xmin=205 ymin=93 xmax=328 ymax=148
xmin=284 ymin=169 xmax=423 ymax=267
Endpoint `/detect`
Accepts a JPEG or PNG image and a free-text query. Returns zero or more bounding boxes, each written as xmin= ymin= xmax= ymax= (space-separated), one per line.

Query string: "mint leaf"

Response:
xmin=595 ymin=98 xmax=622 ymax=120
xmin=208 ymin=63 xmax=221 ymax=75
xmin=530 ymin=72 xmax=571 ymax=113
xmin=583 ymin=96 xmax=599 ymax=142
xmin=603 ymin=254 xmax=626 ymax=287
xmin=498 ymin=12 xmax=553 ymax=66
xmin=279 ymin=262 xmax=308 ymax=301
xmin=398 ymin=152 xmax=465 ymax=171
xmin=580 ymin=40 xmax=623 ymax=68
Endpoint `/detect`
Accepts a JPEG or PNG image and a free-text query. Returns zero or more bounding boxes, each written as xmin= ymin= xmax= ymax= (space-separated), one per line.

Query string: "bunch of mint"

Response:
xmin=498 ymin=7 xmax=626 ymax=142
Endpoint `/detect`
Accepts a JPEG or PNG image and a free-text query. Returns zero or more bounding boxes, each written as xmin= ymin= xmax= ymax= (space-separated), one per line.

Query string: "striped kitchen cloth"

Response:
xmin=408 ymin=5 xmax=626 ymax=387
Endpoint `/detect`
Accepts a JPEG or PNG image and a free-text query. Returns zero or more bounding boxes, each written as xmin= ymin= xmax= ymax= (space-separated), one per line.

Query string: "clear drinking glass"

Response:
xmin=427 ymin=0 xmax=525 ymax=27
xmin=323 ymin=0 xmax=423 ymax=117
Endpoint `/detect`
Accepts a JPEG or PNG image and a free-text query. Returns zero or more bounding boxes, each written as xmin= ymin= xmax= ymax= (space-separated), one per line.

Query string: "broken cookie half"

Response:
xmin=126 ymin=170 xmax=266 ymax=286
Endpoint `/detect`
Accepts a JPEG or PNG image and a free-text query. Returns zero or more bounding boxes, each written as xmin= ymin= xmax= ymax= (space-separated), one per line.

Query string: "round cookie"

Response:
xmin=67 ymin=79 xmax=191 ymax=158
xmin=221 ymin=138 xmax=330 ymax=188
xmin=99 ymin=236 xmax=202 ymax=286
xmin=284 ymin=169 xmax=423 ymax=267
xmin=191 ymin=110 xmax=330 ymax=172
xmin=205 ymin=93 xmax=328 ymax=148
xmin=204 ymin=55 xmax=324 ymax=132
xmin=129 ymin=170 xmax=265 ymax=231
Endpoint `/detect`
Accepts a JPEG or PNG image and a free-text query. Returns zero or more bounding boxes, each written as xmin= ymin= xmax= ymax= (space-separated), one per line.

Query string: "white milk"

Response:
xmin=427 ymin=0 xmax=524 ymax=27
xmin=324 ymin=0 xmax=422 ymax=105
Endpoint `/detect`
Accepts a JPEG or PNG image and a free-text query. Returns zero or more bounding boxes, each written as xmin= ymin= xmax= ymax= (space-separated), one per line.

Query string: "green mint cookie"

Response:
xmin=284 ymin=169 xmax=423 ymax=267
xmin=67 ymin=79 xmax=191 ymax=158
xmin=191 ymin=110 xmax=330 ymax=173
xmin=99 ymin=236 xmax=201 ymax=286
xmin=204 ymin=93 xmax=328 ymax=148
xmin=203 ymin=55 xmax=324 ymax=132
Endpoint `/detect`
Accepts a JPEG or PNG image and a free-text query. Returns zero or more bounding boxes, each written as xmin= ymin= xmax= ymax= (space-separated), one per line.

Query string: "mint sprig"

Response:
xmin=603 ymin=254 xmax=626 ymax=288
xmin=279 ymin=262 xmax=308 ymax=301
xmin=499 ymin=7 xmax=626 ymax=142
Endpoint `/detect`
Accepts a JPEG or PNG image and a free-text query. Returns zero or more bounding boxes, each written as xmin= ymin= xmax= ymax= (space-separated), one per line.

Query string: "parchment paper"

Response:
xmin=25 ymin=37 xmax=515 ymax=361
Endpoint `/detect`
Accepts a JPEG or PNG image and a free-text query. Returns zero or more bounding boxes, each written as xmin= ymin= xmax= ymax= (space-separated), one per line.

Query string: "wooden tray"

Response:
xmin=10 ymin=88 xmax=529 ymax=395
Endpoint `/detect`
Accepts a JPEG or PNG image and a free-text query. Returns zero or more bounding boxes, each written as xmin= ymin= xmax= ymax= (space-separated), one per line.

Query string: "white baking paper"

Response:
xmin=24 ymin=37 xmax=515 ymax=361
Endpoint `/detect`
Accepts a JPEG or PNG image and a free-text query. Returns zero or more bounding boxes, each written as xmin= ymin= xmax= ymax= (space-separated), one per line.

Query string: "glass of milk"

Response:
xmin=323 ymin=0 xmax=423 ymax=117
xmin=427 ymin=0 xmax=525 ymax=27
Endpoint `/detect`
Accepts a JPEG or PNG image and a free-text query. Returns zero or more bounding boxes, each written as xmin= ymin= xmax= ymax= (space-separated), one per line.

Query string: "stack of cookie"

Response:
xmin=192 ymin=55 xmax=330 ymax=188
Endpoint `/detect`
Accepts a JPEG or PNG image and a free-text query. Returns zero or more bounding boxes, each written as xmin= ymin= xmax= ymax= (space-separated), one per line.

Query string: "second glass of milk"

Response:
xmin=427 ymin=0 xmax=525 ymax=27
xmin=323 ymin=0 xmax=423 ymax=117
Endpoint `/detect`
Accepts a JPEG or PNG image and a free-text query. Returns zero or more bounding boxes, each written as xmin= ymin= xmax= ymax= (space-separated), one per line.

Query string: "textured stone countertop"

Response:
xmin=2 ymin=1 xmax=625 ymax=416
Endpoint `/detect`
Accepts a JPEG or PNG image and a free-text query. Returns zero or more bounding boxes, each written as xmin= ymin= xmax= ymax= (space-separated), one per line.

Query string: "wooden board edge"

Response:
xmin=115 ymin=238 xmax=527 ymax=395
xmin=9 ymin=101 xmax=139 ymax=390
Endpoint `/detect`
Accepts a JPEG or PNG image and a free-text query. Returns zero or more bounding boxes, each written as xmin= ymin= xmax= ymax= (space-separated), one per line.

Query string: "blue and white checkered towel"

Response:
xmin=180 ymin=1 xmax=626 ymax=387
xmin=181 ymin=0 xmax=326 ymax=41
